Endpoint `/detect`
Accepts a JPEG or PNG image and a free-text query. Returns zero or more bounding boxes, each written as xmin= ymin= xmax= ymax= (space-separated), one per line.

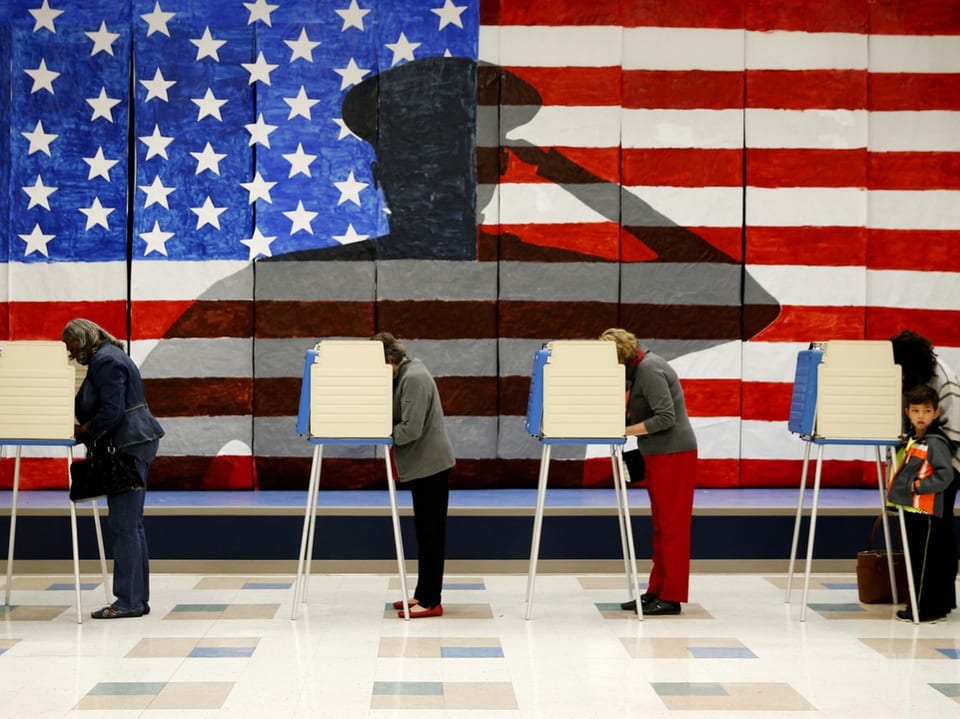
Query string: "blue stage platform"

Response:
xmin=7 ymin=488 xmax=947 ymax=572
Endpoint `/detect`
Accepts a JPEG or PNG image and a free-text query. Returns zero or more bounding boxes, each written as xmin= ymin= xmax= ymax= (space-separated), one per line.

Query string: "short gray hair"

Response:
xmin=372 ymin=331 xmax=406 ymax=364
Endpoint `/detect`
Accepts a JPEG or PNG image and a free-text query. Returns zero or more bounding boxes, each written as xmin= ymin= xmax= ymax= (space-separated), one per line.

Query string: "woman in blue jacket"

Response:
xmin=62 ymin=318 xmax=164 ymax=619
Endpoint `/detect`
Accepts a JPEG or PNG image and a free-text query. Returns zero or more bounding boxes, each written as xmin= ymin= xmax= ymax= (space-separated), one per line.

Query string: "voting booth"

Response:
xmin=784 ymin=340 xmax=913 ymax=620
xmin=524 ymin=340 xmax=641 ymax=619
xmin=291 ymin=340 xmax=409 ymax=619
xmin=0 ymin=341 xmax=108 ymax=623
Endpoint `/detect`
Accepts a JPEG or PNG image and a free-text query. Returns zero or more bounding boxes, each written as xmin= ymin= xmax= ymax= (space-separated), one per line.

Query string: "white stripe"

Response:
xmin=488 ymin=26 xmax=624 ymax=67
xmin=869 ymin=112 xmax=960 ymax=152
xmin=746 ymin=109 xmax=867 ymax=149
xmin=742 ymin=342 xmax=814 ymax=383
xmin=744 ymin=265 xmax=867 ymax=307
xmin=868 ymin=190 xmax=960 ymax=230
xmin=869 ymin=35 xmax=960 ymax=73
xmin=691 ymin=416 xmax=741 ymax=459
xmin=623 ymin=28 xmax=744 ymax=71
xmin=739 ymin=420 xmax=877 ymax=460
xmin=670 ymin=340 xmax=742 ymax=380
xmin=132 ymin=260 xmax=250 ymax=300
xmin=746 ymin=187 xmax=867 ymax=227
xmin=503 ymin=106 xmax=621 ymax=148
xmin=623 ymin=109 xmax=743 ymax=149
xmin=866 ymin=270 xmax=960 ymax=310
xmin=746 ymin=31 xmax=866 ymax=70
xmin=497 ymin=184 xmax=612 ymax=224
xmin=5 ymin=261 xmax=125 ymax=302
xmin=623 ymin=185 xmax=744 ymax=226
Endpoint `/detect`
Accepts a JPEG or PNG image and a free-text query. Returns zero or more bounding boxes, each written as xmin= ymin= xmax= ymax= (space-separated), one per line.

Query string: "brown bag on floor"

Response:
xmin=856 ymin=514 xmax=907 ymax=604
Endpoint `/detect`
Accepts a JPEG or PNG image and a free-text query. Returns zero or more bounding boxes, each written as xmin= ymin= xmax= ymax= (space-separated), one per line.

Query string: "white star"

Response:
xmin=86 ymin=87 xmax=121 ymax=122
xmin=192 ymin=88 xmax=228 ymax=121
xmin=21 ymin=120 xmax=58 ymax=156
xmin=141 ymin=2 xmax=176 ymax=38
xmin=190 ymin=27 xmax=226 ymax=61
xmin=18 ymin=223 xmax=55 ymax=257
xmin=333 ymin=171 xmax=368 ymax=206
xmin=78 ymin=197 xmax=115 ymax=231
xmin=139 ymin=220 xmax=174 ymax=256
xmin=283 ymin=86 xmax=319 ymax=120
xmin=191 ymin=196 xmax=227 ymax=229
xmin=335 ymin=0 xmax=370 ymax=31
xmin=242 ymin=51 xmax=278 ymax=86
xmin=332 ymin=117 xmax=360 ymax=141
xmin=240 ymin=171 xmax=276 ymax=204
xmin=333 ymin=58 xmax=371 ymax=91
xmin=244 ymin=113 xmax=278 ymax=148
xmin=385 ymin=32 xmax=420 ymax=67
xmin=25 ymin=58 xmax=60 ymax=94
xmin=138 ymin=175 xmax=176 ymax=209
xmin=240 ymin=227 xmax=277 ymax=260
xmin=432 ymin=0 xmax=467 ymax=30
xmin=86 ymin=22 xmax=120 ymax=56
xmin=22 ymin=175 xmax=58 ymax=211
xmin=285 ymin=27 xmax=321 ymax=63
xmin=244 ymin=0 xmax=279 ymax=26
xmin=139 ymin=123 xmax=174 ymax=160
xmin=139 ymin=67 xmax=176 ymax=102
xmin=29 ymin=0 xmax=63 ymax=33
xmin=333 ymin=223 xmax=370 ymax=245
xmin=190 ymin=142 xmax=227 ymax=175
xmin=82 ymin=146 xmax=120 ymax=181
xmin=283 ymin=200 xmax=318 ymax=235
xmin=282 ymin=143 xmax=317 ymax=178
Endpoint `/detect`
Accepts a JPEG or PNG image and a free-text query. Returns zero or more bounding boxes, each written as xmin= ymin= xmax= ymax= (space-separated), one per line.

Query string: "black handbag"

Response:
xmin=622 ymin=448 xmax=645 ymax=483
xmin=69 ymin=444 xmax=143 ymax=502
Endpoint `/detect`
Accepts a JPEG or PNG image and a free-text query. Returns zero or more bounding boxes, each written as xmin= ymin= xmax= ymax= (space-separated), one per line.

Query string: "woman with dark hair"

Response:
xmin=62 ymin=319 xmax=164 ymax=619
xmin=372 ymin=332 xmax=455 ymax=618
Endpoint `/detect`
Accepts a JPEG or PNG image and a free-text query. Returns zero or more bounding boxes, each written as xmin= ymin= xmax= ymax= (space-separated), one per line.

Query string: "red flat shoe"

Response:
xmin=392 ymin=598 xmax=419 ymax=610
xmin=399 ymin=603 xmax=442 ymax=618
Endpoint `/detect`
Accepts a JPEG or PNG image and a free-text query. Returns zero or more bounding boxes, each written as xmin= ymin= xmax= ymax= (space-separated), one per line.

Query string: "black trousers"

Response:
xmin=904 ymin=469 xmax=959 ymax=620
xmin=409 ymin=470 xmax=450 ymax=607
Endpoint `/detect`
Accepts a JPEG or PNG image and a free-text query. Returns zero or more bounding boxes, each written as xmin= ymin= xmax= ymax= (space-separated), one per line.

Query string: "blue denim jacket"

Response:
xmin=75 ymin=343 xmax=164 ymax=458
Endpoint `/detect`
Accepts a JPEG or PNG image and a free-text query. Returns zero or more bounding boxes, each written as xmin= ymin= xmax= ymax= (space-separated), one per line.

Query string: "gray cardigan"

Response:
xmin=391 ymin=358 xmax=456 ymax=481
xmin=626 ymin=351 xmax=698 ymax=456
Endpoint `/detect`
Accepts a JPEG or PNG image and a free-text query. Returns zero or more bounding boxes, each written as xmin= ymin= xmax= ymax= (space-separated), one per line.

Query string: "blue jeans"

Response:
xmin=105 ymin=450 xmax=153 ymax=611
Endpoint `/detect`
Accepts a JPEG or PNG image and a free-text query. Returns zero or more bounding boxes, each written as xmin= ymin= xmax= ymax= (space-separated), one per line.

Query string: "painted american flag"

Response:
xmin=1 ymin=0 xmax=959 ymax=492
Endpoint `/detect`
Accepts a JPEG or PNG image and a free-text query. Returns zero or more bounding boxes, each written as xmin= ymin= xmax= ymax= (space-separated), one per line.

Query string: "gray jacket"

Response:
xmin=626 ymin=351 xmax=698 ymax=456
xmin=391 ymin=358 xmax=455 ymax=481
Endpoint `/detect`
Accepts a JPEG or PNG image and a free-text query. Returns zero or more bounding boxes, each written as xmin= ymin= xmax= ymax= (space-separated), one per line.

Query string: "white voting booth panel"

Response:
xmin=786 ymin=340 xmax=909 ymax=621
xmin=0 ymin=341 xmax=74 ymax=440
xmin=0 ymin=341 xmax=108 ymax=624
xmin=815 ymin=340 xmax=902 ymax=441
xmin=541 ymin=341 xmax=624 ymax=438
xmin=309 ymin=341 xmax=392 ymax=438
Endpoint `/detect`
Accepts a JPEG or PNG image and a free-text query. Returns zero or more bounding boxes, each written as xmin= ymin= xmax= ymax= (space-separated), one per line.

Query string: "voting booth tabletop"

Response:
xmin=5 ymin=488 xmax=958 ymax=570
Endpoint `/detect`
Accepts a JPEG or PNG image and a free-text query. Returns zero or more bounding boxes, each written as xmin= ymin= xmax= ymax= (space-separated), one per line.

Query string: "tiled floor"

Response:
xmin=0 ymin=571 xmax=958 ymax=717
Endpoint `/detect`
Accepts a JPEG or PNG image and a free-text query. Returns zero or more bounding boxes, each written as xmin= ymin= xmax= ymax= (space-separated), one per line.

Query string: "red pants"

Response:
xmin=643 ymin=449 xmax=697 ymax=603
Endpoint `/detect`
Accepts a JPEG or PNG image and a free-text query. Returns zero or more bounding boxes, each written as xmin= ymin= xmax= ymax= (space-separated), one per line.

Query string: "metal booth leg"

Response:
xmin=4 ymin=445 xmax=21 ymax=608
xmin=611 ymin=445 xmax=642 ymax=620
xmin=896 ymin=506 xmax=919 ymax=624
xmin=524 ymin=443 xmax=552 ymax=620
xmin=799 ymin=444 xmax=825 ymax=621
xmin=875 ymin=446 xmax=898 ymax=604
xmin=384 ymin=447 xmax=410 ymax=620
xmin=786 ymin=441 xmax=812 ymax=603
xmin=291 ymin=443 xmax=323 ymax=620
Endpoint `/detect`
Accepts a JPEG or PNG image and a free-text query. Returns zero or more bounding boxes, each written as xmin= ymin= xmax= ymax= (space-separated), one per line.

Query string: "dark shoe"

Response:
xmin=642 ymin=598 xmax=681 ymax=616
xmin=91 ymin=605 xmax=144 ymax=619
xmin=399 ymin=603 xmax=442 ymax=618
xmin=392 ymin=598 xmax=419 ymax=610
xmin=143 ymin=602 xmax=150 ymax=616
xmin=621 ymin=593 xmax=658 ymax=612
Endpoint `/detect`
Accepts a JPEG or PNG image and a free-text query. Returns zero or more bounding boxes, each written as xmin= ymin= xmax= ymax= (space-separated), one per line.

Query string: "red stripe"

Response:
xmin=869 ymin=152 xmax=960 ymax=190
xmin=625 ymin=1 xmax=745 ymax=29
xmin=747 ymin=227 xmax=868 ymax=267
xmin=747 ymin=69 xmax=866 ymax=110
xmin=865 ymin=308 xmax=960 ymax=348
xmin=753 ymin=306 xmax=867 ymax=342
xmin=748 ymin=149 xmax=866 ymax=188
xmin=746 ymin=0 xmax=868 ymax=33
xmin=742 ymin=381 xmax=794 ymax=422
xmin=871 ymin=73 xmax=960 ymax=111
xmin=500 ymin=66 xmax=621 ymax=106
xmin=5 ymin=302 xmax=127 ymax=341
xmin=624 ymin=148 xmax=743 ymax=186
xmin=495 ymin=223 xmax=622 ymax=260
xmin=739 ymin=459 xmax=880 ymax=489
xmin=867 ymin=229 xmax=960 ymax=272
xmin=499 ymin=0 xmax=627 ymax=25
xmin=869 ymin=0 xmax=960 ymax=35
xmin=623 ymin=70 xmax=743 ymax=110
xmin=500 ymin=146 xmax=621 ymax=184
xmin=681 ymin=378 xmax=741 ymax=417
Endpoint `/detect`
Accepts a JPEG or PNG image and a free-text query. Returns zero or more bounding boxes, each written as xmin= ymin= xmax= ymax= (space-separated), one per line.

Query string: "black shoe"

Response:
xmin=143 ymin=602 xmax=150 ymax=616
xmin=621 ymin=593 xmax=658 ymax=612
xmin=642 ymin=598 xmax=681 ymax=616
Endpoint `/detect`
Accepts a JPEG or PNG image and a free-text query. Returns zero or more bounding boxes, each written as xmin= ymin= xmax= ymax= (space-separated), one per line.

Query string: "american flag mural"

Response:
xmin=2 ymin=0 xmax=958 ymax=491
